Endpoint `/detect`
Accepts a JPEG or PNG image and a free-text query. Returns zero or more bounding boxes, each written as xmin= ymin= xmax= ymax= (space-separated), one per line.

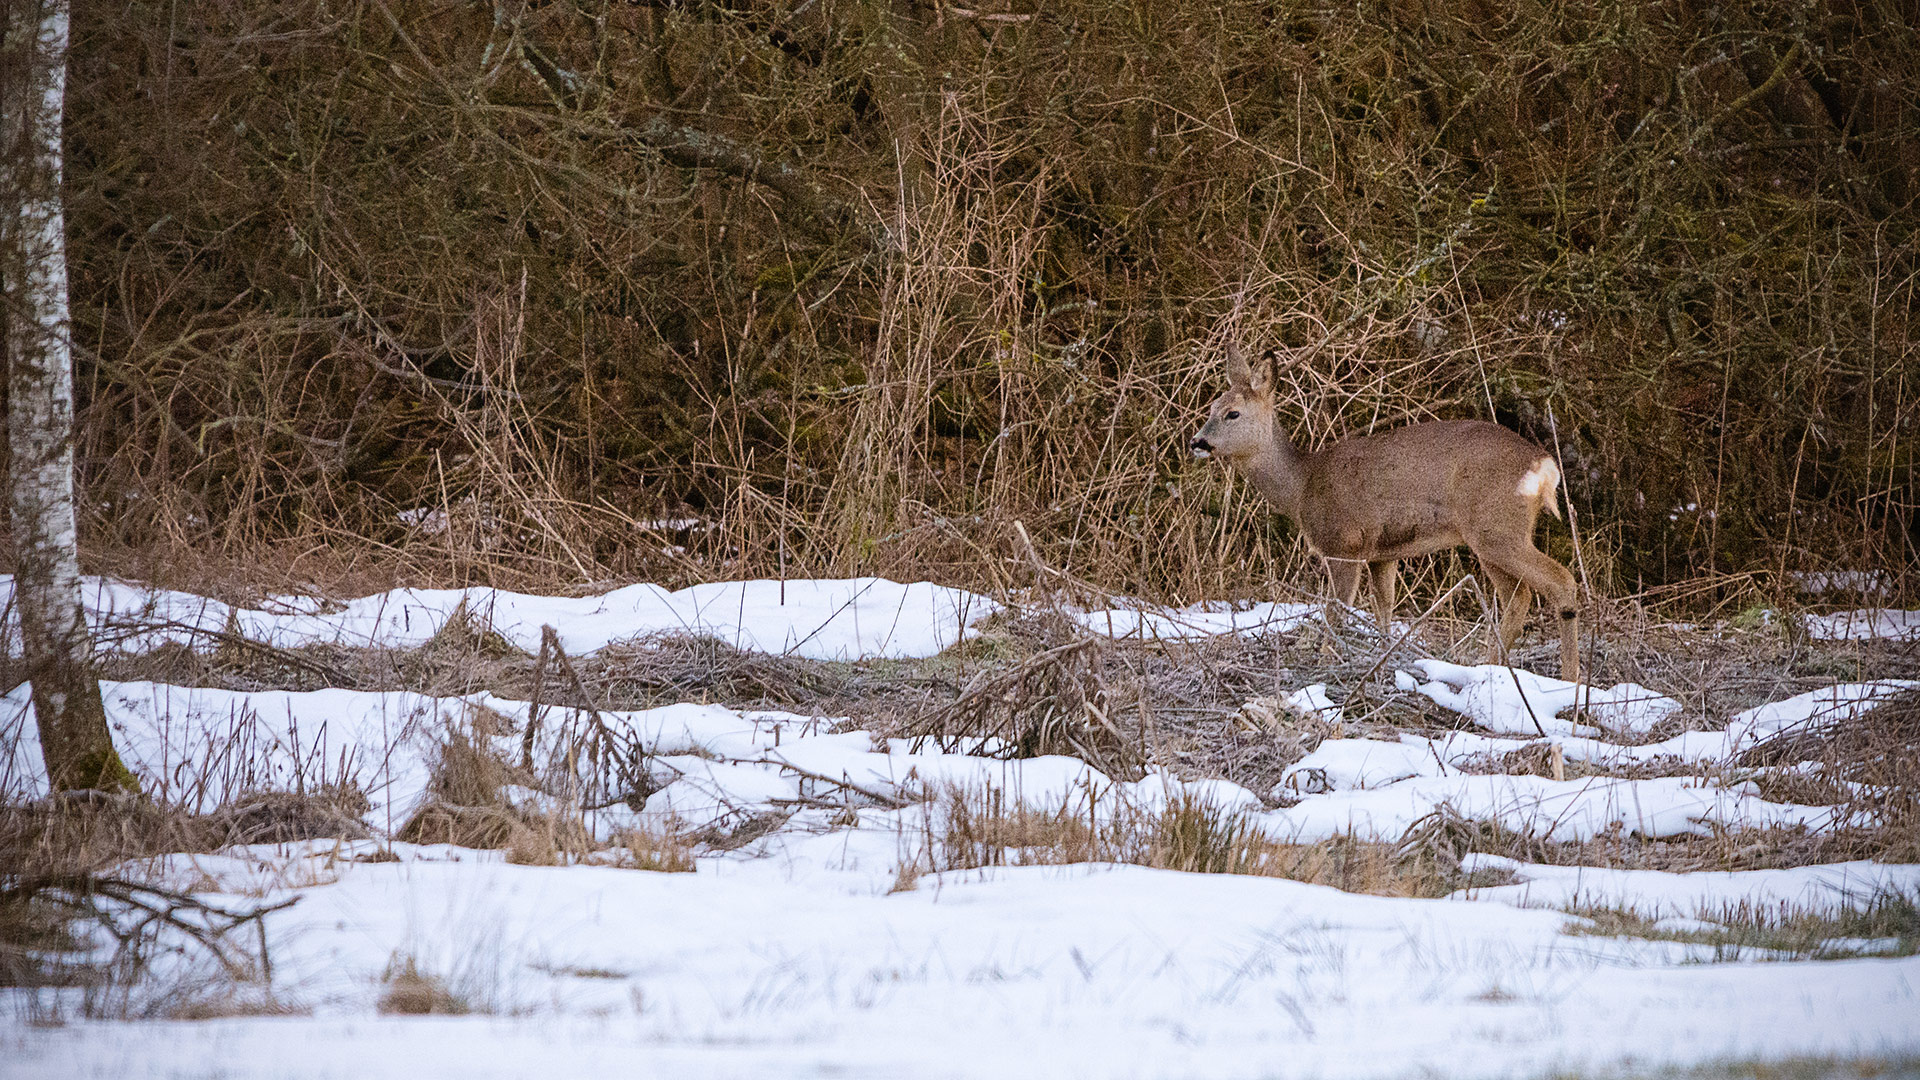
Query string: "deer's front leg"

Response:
xmin=1368 ymin=559 xmax=1399 ymax=637
xmin=1323 ymin=556 xmax=1365 ymax=632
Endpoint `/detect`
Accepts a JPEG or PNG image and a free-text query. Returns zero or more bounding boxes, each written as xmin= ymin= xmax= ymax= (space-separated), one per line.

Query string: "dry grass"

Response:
xmin=0 ymin=792 xmax=341 ymax=1016
xmin=1567 ymin=887 xmax=1920 ymax=962
xmin=33 ymin=0 xmax=1917 ymax=609
xmin=1537 ymin=1056 xmax=1920 ymax=1080
xmin=395 ymin=709 xmax=596 ymax=864
xmin=923 ymin=786 xmax=1465 ymax=899
xmin=0 ymin=803 xmax=297 ymax=1020
xmin=1740 ymin=686 xmax=1920 ymax=862
xmin=600 ymin=826 xmax=697 ymax=874
xmin=376 ymin=955 xmax=469 ymax=1017
xmin=0 ymin=789 xmax=371 ymax=873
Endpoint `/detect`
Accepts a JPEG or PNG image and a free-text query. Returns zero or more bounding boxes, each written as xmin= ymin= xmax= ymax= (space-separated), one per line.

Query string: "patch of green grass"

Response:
xmin=1727 ymin=604 xmax=1779 ymax=633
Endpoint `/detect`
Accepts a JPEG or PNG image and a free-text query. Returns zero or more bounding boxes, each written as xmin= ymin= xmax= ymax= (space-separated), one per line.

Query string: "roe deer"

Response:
xmin=1189 ymin=344 xmax=1581 ymax=682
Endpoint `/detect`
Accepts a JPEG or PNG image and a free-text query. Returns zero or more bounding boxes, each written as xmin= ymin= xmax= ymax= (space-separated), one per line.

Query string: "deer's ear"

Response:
xmin=1225 ymin=342 xmax=1253 ymax=392
xmin=1246 ymin=349 xmax=1274 ymax=395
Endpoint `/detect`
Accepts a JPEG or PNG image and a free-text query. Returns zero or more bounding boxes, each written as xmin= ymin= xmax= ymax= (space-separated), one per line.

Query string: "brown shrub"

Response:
xmin=46 ymin=0 xmax=1917 ymax=603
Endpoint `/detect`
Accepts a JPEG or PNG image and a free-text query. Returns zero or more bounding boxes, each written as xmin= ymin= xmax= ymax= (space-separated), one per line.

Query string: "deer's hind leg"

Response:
xmin=1475 ymin=541 xmax=1580 ymax=683
xmin=1478 ymin=563 xmax=1532 ymax=666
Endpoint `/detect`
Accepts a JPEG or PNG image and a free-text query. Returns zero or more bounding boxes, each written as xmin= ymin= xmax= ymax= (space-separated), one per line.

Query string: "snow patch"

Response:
xmin=1457 ymin=854 xmax=1920 ymax=918
xmin=1804 ymin=608 xmax=1920 ymax=642
xmin=1395 ymin=659 xmax=1682 ymax=737
xmin=1281 ymin=738 xmax=1441 ymax=793
xmin=0 ymin=575 xmax=1000 ymax=661
xmin=5 ymin=572 xmax=1917 ymax=1076
xmin=1791 ymin=570 xmax=1892 ymax=598
xmin=1263 ymin=772 xmax=1836 ymax=843
xmin=1069 ymin=599 xmax=1319 ymax=641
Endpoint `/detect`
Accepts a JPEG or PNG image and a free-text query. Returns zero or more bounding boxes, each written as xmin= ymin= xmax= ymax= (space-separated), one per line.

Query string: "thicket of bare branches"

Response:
xmin=17 ymin=0 xmax=1917 ymax=601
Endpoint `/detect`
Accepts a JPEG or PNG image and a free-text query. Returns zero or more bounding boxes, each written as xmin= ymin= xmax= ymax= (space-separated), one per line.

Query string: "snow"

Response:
xmin=6 ymin=673 xmax=1850 ymax=847
xmin=1395 ymin=661 xmax=1915 ymax=771
xmin=1396 ymin=659 xmax=1682 ymax=737
xmin=1069 ymin=599 xmax=1319 ymax=641
xmin=1723 ymin=680 xmax=1918 ymax=746
xmin=0 ymin=680 xmax=451 ymax=825
xmin=1281 ymin=682 xmax=1343 ymax=722
xmin=1805 ymin=608 xmax=1920 ymax=641
xmin=0 ymin=682 xmax=1270 ymax=838
xmin=1389 ymin=676 xmax=1916 ymax=771
xmin=4 ymin=577 xmax=1919 ymax=1076
xmin=0 ymin=575 xmax=1000 ymax=661
xmin=1457 ymin=855 xmax=1920 ymax=917
xmin=1281 ymin=737 xmax=1440 ymax=792
xmin=2 ymin=578 xmax=1342 ymax=663
xmin=7 ymin=839 xmax=1918 ymax=1078
xmin=1264 ymin=773 xmax=1838 ymax=843
xmin=1792 ymin=570 xmax=1892 ymax=598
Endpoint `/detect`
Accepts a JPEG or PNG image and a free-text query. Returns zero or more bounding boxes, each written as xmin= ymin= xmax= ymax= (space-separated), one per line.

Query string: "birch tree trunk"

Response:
xmin=2 ymin=0 xmax=134 ymax=793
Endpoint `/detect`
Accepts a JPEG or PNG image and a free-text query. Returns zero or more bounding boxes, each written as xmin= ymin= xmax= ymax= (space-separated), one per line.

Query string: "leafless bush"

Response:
xmin=1739 ymin=687 xmax=1920 ymax=860
xmin=34 ymin=0 xmax=1914 ymax=607
xmin=0 ymin=798 xmax=298 ymax=1020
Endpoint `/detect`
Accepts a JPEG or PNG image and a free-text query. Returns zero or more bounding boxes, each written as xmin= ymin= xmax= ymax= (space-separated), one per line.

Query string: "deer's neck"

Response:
xmin=1238 ymin=423 xmax=1307 ymax=517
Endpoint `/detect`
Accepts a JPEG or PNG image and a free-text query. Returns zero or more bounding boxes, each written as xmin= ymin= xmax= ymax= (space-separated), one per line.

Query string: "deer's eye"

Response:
xmin=1224 ymin=410 xmax=1240 ymax=420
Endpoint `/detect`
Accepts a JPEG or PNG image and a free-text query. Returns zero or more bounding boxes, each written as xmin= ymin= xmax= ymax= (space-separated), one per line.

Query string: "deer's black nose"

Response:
xmin=1190 ymin=436 xmax=1212 ymax=453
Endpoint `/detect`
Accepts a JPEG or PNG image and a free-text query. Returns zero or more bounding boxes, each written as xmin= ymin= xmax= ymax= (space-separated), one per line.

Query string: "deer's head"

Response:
xmin=1190 ymin=343 xmax=1276 ymax=462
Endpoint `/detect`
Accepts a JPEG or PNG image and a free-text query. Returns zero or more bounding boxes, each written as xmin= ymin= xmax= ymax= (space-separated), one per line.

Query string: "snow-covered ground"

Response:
xmin=8 ymin=840 xmax=1918 ymax=1080
xmin=1806 ymin=607 xmax=1920 ymax=642
xmin=7 ymin=573 xmax=1915 ymax=652
xmin=3 ymin=577 xmax=1918 ymax=1078
xmin=0 ymin=575 xmax=999 ymax=661
xmin=11 ymin=671 xmax=1908 ymax=846
xmin=1069 ymin=599 xmax=1320 ymax=640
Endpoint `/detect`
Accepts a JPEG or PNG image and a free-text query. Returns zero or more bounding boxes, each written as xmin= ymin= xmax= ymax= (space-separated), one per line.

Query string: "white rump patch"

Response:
xmin=1515 ymin=457 xmax=1561 ymax=502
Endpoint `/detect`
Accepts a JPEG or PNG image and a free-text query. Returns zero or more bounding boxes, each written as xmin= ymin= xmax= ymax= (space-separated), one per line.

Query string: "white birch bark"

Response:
xmin=3 ymin=0 xmax=133 ymax=792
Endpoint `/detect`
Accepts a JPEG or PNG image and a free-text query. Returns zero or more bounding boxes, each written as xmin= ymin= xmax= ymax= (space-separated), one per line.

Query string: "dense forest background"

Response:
xmin=16 ymin=0 xmax=1920 ymax=604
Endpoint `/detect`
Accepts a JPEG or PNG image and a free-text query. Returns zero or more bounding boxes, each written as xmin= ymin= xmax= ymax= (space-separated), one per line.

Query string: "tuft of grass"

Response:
xmin=602 ymin=827 xmax=696 ymax=874
xmin=1566 ymin=887 xmax=1920 ymax=962
xmin=421 ymin=598 xmax=529 ymax=661
xmin=931 ymin=786 xmax=1457 ymax=897
xmin=396 ymin=709 xmax=594 ymax=863
xmin=532 ymin=962 xmax=627 ymax=980
xmin=887 ymin=862 xmax=924 ymax=895
xmin=163 ymin=989 xmax=307 ymax=1021
xmin=1143 ymin=797 xmax=1271 ymax=876
xmin=376 ymin=955 xmax=470 ymax=1016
